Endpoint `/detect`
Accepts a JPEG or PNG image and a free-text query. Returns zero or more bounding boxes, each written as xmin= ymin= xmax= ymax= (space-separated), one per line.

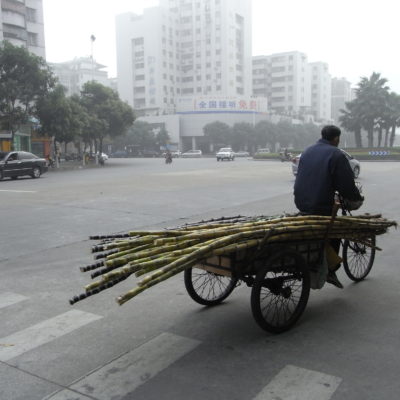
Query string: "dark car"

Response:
xmin=0 ymin=151 xmax=48 ymax=180
xmin=110 ymin=150 xmax=128 ymax=158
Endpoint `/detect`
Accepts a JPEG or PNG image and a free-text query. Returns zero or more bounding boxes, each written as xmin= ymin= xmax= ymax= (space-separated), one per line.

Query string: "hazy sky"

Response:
xmin=42 ymin=0 xmax=399 ymax=92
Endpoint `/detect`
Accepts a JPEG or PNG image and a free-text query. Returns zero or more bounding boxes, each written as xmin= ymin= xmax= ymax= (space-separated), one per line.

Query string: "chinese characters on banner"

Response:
xmin=196 ymin=99 xmax=258 ymax=111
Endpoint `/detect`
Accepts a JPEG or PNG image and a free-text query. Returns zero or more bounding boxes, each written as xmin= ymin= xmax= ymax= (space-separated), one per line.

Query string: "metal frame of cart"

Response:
xmin=184 ymin=236 xmax=376 ymax=334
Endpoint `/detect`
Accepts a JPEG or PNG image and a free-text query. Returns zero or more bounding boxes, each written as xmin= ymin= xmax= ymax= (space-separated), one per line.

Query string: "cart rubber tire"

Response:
xmin=342 ymin=237 xmax=375 ymax=281
xmin=184 ymin=265 xmax=238 ymax=306
xmin=251 ymin=249 xmax=310 ymax=334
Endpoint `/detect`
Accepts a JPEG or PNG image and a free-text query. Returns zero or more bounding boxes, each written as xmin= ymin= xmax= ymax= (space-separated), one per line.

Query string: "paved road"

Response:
xmin=0 ymin=158 xmax=399 ymax=400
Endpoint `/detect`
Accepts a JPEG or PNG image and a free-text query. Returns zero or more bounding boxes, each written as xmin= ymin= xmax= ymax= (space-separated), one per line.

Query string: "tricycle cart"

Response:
xmin=184 ymin=235 xmax=376 ymax=333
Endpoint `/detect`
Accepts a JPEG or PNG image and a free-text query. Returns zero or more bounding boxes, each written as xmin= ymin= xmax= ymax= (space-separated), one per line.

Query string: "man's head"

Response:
xmin=321 ymin=125 xmax=341 ymax=147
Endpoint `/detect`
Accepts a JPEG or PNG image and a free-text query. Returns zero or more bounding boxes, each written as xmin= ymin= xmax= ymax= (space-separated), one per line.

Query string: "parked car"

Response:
xmin=181 ymin=149 xmax=202 ymax=158
xmin=234 ymin=151 xmax=250 ymax=157
xmin=0 ymin=151 xmax=48 ymax=180
xmin=291 ymin=149 xmax=361 ymax=178
xmin=110 ymin=150 xmax=128 ymax=158
xmin=142 ymin=150 xmax=161 ymax=158
xmin=216 ymin=147 xmax=235 ymax=161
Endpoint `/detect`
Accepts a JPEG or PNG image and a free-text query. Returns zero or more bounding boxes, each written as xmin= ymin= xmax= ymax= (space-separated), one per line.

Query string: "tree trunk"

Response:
xmin=354 ymin=128 xmax=362 ymax=148
xmin=389 ymin=124 xmax=396 ymax=147
xmin=10 ymin=130 xmax=16 ymax=151
xmin=377 ymin=126 xmax=383 ymax=147
xmin=384 ymin=128 xmax=389 ymax=148
xmin=367 ymin=127 xmax=374 ymax=148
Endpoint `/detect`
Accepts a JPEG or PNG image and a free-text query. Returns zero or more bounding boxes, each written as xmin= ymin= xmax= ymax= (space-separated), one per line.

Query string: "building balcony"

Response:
xmin=1 ymin=10 xmax=26 ymax=28
xmin=1 ymin=0 xmax=26 ymax=14
xmin=3 ymin=25 xmax=27 ymax=42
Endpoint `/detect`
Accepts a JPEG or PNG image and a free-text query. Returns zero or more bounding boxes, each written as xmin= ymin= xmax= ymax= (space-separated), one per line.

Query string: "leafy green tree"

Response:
xmin=113 ymin=120 xmax=156 ymax=152
xmin=254 ymin=120 xmax=276 ymax=151
xmin=80 ymin=81 xmax=135 ymax=154
xmin=231 ymin=122 xmax=253 ymax=151
xmin=36 ymin=85 xmax=76 ymax=157
xmin=0 ymin=41 xmax=56 ymax=149
xmin=68 ymin=95 xmax=92 ymax=156
xmin=203 ymin=121 xmax=231 ymax=149
xmin=156 ymin=126 xmax=171 ymax=148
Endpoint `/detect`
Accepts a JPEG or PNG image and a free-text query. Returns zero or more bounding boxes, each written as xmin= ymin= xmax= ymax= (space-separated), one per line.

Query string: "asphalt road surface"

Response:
xmin=0 ymin=157 xmax=399 ymax=400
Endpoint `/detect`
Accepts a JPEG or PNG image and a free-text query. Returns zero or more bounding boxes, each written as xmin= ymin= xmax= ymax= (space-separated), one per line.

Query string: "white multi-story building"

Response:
xmin=331 ymin=77 xmax=352 ymax=123
xmin=252 ymin=51 xmax=311 ymax=117
xmin=0 ymin=0 xmax=45 ymax=58
xmin=116 ymin=0 xmax=252 ymax=116
xmin=49 ymin=57 xmax=111 ymax=97
xmin=309 ymin=61 xmax=332 ymax=122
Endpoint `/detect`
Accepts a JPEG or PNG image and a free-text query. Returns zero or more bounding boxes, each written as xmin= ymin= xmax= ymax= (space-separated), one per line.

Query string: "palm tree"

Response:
xmin=384 ymin=92 xmax=400 ymax=147
xmin=339 ymin=100 xmax=363 ymax=148
xmin=354 ymin=72 xmax=390 ymax=147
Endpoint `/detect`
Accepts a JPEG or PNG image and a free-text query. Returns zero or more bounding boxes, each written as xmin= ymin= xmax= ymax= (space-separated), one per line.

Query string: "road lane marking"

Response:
xmin=46 ymin=332 xmax=201 ymax=400
xmin=0 ymin=292 xmax=28 ymax=310
xmin=254 ymin=364 xmax=342 ymax=400
xmin=42 ymin=390 xmax=93 ymax=400
xmin=0 ymin=190 xmax=37 ymax=193
xmin=0 ymin=310 xmax=102 ymax=362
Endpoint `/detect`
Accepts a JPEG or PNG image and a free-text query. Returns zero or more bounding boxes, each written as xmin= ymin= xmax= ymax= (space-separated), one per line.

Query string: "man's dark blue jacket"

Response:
xmin=294 ymin=139 xmax=362 ymax=216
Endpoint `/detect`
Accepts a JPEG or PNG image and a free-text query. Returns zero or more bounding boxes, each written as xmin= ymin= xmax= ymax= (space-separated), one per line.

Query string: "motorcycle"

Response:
xmin=165 ymin=153 xmax=173 ymax=164
xmin=279 ymin=150 xmax=293 ymax=162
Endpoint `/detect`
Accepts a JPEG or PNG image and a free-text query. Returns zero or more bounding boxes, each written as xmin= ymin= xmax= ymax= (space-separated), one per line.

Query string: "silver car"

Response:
xmin=292 ymin=149 xmax=360 ymax=178
xmin=181 ymin=149 xmax=202 ymax=158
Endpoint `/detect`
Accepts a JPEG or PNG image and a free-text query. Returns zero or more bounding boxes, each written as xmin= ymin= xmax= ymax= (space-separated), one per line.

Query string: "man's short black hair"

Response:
xmin=321 ymin=125 xmax=341 ymax=141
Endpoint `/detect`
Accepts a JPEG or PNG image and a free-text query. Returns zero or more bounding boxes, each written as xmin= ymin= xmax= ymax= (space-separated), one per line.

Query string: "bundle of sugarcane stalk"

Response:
xmin=69 ymin=213 xmax=396 ymax=306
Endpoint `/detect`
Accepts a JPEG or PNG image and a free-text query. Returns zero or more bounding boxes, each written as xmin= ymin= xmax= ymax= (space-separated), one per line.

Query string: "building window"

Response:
xmin=26 ymin=8 xmax=37 ymax=22
xmin=28 ymin=32 xmax=38 ymax=46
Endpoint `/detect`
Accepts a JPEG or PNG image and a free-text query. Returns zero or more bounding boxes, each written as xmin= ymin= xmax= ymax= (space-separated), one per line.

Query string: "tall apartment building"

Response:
xmin=309 ymin=61 xmax=332 ymax=122
xmin=331 ymin=77 xmax=352 ymax=123
xmin=49 ymin=57 xmax=111 ymax=97
xmin=116 ymin=0 xmax=252 ymax=116
xmin=252 ymin=51 xmax=311 ymax=116
xmin=0 ymin=0 xmax=45 ymax=58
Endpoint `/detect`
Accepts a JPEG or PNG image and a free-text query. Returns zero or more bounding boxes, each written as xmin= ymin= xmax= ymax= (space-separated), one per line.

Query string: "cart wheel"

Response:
xmin=251 ymin=250 xmax=310 ymax=334
xmin=184 ymin=265 xmax=238 ymax=306
xmin=342 ymin=236 xmax=376 ymax=281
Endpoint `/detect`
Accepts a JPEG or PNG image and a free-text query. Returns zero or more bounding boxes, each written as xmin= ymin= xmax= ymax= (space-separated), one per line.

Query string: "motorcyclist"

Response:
xmin=165 ymin=150 xmax=172 ymax=164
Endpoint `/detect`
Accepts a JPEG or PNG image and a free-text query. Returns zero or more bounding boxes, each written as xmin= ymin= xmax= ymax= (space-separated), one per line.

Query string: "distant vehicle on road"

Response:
xmin=162 ymin=150 xmax=181 ymax=158
xmin=142 ymin=150 xmax=161 ymax=158
xmin=171 ymin=150 xmax=181 ymax=158
xmin=234 ymin=151 xmax=250 ymax=157
xmin=216 ymin=147 xmax=235 ymax=161
xmin=181 ymin=149 xmax=202 ymax=158
xmin=291 ymin=149 xmax=360 ymax=178
xmin=110 ymin=150 xmax=128 ymax=158
xmin=0 ymin=151 xmax=48 ymax=180
xmin=254 ymin=148 xmax=270 ymax=156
